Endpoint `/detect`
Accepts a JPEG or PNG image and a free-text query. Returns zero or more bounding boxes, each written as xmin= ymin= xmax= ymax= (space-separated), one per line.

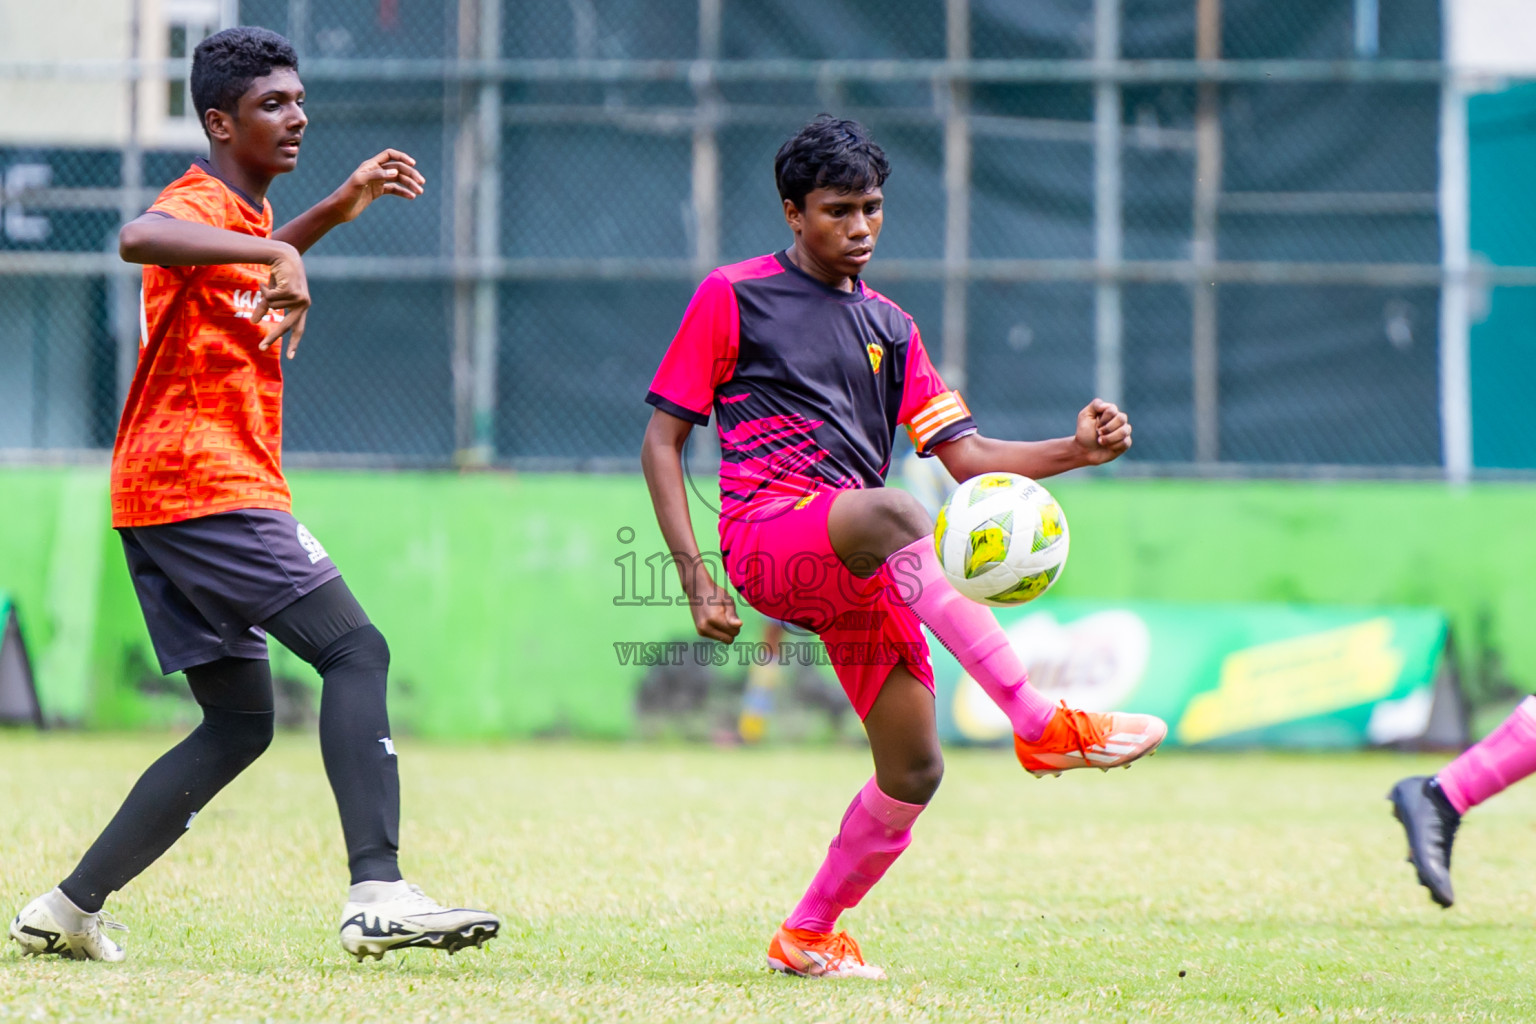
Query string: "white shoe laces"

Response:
xmin=395 ymin=884 xmax=446 ymax=913
xmin=74 ymin=911 xmax=127 ymax=945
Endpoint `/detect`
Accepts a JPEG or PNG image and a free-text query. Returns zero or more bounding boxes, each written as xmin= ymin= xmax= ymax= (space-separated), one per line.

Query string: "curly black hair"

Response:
xmin=191 ymin=27 xmax=299 ymax=135
xmin=774 ymin=115 xmax=891 ymax=209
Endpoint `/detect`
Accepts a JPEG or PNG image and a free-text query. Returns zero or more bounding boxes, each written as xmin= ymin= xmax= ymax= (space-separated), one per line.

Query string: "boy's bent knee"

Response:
xmin=313 ymin=624 xmax=390 ymax=676
xmin=872 ymin=489 xmax=933 ymax=546
xmin=907 ymin=755 xmax=944 ymax=804
xmin=834 ymin=488 xmax=936 ymax=570
xmin=201 ymin=706 xmax=275 ymax=764
xmin=881 ymin=753 xmax=944 ymax=806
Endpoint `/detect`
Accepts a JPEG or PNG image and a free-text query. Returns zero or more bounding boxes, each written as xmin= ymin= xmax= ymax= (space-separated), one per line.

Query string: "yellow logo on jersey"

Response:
xmin=794 ymin=493 xmax=818 ymax=510
xmin=866 ymin=342 xmax=884 ymax=374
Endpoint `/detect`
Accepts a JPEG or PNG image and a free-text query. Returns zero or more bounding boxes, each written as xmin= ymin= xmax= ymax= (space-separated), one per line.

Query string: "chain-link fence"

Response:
xmin=2 ymin=0 xmax=1532 ymax=477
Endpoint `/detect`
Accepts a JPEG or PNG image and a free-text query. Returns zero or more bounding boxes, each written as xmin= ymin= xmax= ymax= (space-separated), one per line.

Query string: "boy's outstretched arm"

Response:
xmin=934 ymin=398 xmax=1132 ymax=482
xmin=273 ymin=149 xmax=425 ymax=254
xmin=640 ymin=409 xmax=743 ymax=644
xmin=118 ymin=214 xmax=309 ymax=355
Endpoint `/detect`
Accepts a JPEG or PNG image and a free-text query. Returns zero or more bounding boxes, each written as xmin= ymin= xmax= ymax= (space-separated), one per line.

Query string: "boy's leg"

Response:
xmin=58 ymin=658 xmax=276 ymax=912
xmin=826 ymin=487 xmax=1165 ymax=774
xmin=122 ymin=511 xmax=397 ymax=884
xmin=259 ymin=577 xmax=500 ymax=959
xmin=259 ymin=578 xmax=399 ymax=884
xmin=11 ymin=657 xmax=273 ymax=961
xmin=827 ymin=488 xmax=1055 ymax=736
xmin=785 ymin=668 xmax=940 ymax=926
xmin=1436 ymin=696 xmax=1536 ymax=813
xmin=771 ymin=666 xmax=936 ymax=980
xmin=1389 ymin=695 xmax=1536 ymax=908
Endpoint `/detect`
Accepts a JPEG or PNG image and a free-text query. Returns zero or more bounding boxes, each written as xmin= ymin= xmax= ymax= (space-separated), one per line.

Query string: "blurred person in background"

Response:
xmin=641 ymin=115 xmax=1166 ymax=980
xmin=737 ymin=618 xmax=786 ymax=743
xmin=9 ymin=26 xmax=497 ymax=964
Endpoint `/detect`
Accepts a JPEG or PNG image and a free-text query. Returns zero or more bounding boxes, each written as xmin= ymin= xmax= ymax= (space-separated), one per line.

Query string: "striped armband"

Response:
xmin=904 ymin=390 xmax=973 ymax=453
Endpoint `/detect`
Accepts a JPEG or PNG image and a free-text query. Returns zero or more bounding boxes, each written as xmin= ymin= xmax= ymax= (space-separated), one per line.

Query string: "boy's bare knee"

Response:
xmin=862 ymin=490 xmax=932 ymax=562
xmin=878 ymin=489 xmax=932 ymax=536
xmin=909 ymin=754 xmax=944 ymax=803
xmin=881 ymin=751 xmax=943 ymax=806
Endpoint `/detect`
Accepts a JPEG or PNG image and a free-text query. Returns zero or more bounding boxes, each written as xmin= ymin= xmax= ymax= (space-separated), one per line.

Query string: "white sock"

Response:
xmin=44 ymin=888 xmax=92 ymax=932
xmin=348 ymin=879 xmax=411 ymax=904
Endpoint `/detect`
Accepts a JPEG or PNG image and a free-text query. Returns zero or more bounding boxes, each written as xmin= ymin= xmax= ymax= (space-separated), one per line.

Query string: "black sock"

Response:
xmin=59 ymin=658 xmax=274 ymax=913
xmin=315 ymin=625 xmax=402 ymax=884
xmin=261 ymin=580 xmax=401 ymax=885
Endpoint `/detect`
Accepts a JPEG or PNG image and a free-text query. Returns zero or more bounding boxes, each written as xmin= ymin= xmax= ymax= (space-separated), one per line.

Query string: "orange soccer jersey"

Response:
xmin=111 ymin=161 xmax=292 ymax=528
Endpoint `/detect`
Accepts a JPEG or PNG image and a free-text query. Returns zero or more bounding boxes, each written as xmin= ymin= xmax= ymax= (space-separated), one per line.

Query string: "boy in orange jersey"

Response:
xmin=9 ymin=27 xmax=497 ymax=963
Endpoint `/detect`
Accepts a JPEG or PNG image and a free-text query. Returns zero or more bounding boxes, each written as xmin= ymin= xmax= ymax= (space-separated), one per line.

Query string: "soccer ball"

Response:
xmin=933 ymin=473 xmax=1069 ymax=606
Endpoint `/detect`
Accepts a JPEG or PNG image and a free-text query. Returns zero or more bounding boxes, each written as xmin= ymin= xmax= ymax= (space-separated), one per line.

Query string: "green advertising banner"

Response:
xmin=935 ymin=600 xmax=1460 ymax=749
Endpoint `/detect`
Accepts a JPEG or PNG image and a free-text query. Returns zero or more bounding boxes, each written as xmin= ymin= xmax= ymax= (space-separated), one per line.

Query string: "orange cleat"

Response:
xmin=767 ymin=925 xmax=887 ymax=979
xmin=1013 ymin=702 xmax=1167 ymax=778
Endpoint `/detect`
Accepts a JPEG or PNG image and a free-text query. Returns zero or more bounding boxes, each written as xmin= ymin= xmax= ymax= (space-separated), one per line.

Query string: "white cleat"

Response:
xmin=339 ymin=881 xmax=500 ymax=961
xmin=9 ymin=890 xmax=127 ymax=962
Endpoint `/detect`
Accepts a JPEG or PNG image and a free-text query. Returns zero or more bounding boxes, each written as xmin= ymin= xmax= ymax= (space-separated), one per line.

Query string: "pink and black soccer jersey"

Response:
xmin=646 ymin=251 xmax=977 ymax=519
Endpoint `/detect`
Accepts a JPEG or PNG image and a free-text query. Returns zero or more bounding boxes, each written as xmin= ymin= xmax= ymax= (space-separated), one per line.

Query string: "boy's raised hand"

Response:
xmin=330 ymin=149 xmax=426 ymax=223
xmin=1074 ymin=398 xmax=1133 ymax=464
xmin=254 ymin=243 xmax=311 ymax=359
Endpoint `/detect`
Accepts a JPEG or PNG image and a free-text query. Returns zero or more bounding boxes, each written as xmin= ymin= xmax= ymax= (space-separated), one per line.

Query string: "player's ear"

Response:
xmin=783 ymin=198 xmax=803 ymax=231
xmin=205 ymin=107 xmax=234 ymax=144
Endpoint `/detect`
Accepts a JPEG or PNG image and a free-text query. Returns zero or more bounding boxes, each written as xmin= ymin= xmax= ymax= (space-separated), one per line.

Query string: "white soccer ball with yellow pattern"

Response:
xmin=933 ymin=472 xmax=1069 ymax=607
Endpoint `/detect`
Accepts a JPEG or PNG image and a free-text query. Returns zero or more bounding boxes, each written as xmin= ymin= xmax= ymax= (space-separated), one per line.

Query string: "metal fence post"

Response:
xmin=471 ymin=0 xmax=502 ymax=463
xmin=287 ymin=0 xmax=309 ymax=59
xmin=1438 ymin=66 xmax=1473 ymax=483
xmin=1354 ymin=0 xmax=1380 ymax=58
xmin=690 ymin=0 xmax=724 ymax=472
xmin=450 ymin=0 xmax=475 ymax=463
xmin=941 ymin=0 xmax=971 ymax=392
xmin=693 ymin=0 xmax=722 ymax=274
xmin=114 ymin=0 xmax=145 ymax=414
xmin=450 ymin=0 xmax=498 ymax=466
xmin=1191 ymin=0 xmax=1224 ymax=464
xmin=1093 ymin=0 xmax=1124 ymax=409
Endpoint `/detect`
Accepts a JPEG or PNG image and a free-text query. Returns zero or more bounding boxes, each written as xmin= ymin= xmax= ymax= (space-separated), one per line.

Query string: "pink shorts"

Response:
xmin=719 ymin=490 xmax=934 ymax=719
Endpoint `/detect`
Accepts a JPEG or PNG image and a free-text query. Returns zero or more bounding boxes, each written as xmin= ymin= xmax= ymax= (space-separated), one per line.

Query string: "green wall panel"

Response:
xmin=2 ymin=468 xmax=1533 ymax=736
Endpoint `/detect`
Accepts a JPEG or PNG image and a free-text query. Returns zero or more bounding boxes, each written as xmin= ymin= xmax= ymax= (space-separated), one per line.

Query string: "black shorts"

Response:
xmin=120 ymin=508 xmax=342 ymax=674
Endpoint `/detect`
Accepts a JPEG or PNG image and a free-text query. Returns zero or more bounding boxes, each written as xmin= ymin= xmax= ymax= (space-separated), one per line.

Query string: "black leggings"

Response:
xmin=60 ymin=579 xmax=401 ymax=912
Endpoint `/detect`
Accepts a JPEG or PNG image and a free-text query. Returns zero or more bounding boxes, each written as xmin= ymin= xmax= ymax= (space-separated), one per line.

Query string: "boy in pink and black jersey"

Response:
xmin=642 ymin=115 xmax=1168 ymax=979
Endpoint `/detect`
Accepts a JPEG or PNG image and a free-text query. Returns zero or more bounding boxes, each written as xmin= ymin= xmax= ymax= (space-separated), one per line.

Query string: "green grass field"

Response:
xmin=3 ymin=735 xmax=1535 ymax=1023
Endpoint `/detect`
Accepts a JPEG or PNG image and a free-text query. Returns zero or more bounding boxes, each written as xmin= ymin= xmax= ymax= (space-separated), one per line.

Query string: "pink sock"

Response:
xmin=1437 ymin=696 xmax=1536 ymax=814
xmin=888 ymin=536 xmax=1056 ymax=740
xmin=785 ymin=778 xmax=924 ymax=934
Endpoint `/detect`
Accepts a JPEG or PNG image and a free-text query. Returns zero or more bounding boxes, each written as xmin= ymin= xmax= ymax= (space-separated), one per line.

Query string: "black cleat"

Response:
xmin=1388 ymin=775 xmax=1461 ymax=908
